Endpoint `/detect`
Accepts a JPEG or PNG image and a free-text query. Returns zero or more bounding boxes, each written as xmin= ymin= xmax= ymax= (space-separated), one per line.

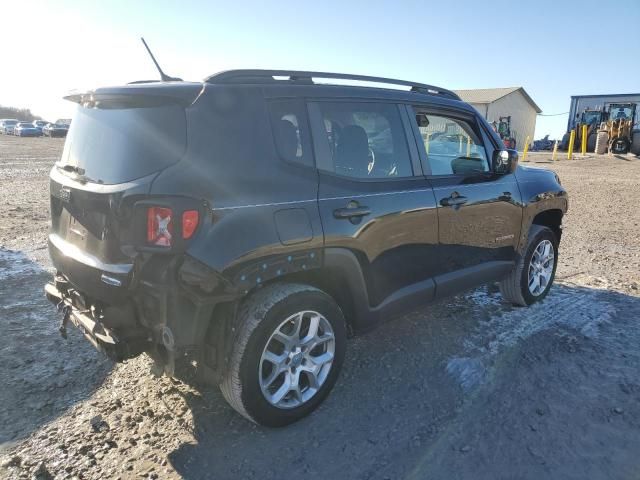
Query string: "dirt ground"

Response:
xmin=1 ymin=136 xmax=639 ymax=480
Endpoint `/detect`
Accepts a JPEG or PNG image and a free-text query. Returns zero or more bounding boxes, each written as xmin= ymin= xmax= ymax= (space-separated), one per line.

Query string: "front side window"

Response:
xmin=414 ymin=111 xmax=489 ymax=176
xmin=314 ymin=102 xmax=413 ymax=179
xmin=268 ymin=100 xmax=313 ymax=167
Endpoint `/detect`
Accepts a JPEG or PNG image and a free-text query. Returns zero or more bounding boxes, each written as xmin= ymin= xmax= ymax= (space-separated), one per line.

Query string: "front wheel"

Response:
xmin=220 ymin=283 xmax=346 ymax=426
xmin=500 ymin=226 xmax=558 ymax=306
xmin=611 ymin=137 xmax=630 ymax=154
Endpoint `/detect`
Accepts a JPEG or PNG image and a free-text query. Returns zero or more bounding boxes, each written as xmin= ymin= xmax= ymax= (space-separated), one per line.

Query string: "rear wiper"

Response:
xmin=57 ymin=164 xmax=103 ymax=183
xmin=60 ymin=164 xmax=86 ymax=175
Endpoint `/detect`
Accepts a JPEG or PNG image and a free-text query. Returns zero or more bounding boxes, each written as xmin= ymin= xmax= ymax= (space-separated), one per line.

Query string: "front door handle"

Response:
xmin=333 ymin=206 xmax=371 ymax=219
xmin=440 ymin=195 xmax=468 ymax=207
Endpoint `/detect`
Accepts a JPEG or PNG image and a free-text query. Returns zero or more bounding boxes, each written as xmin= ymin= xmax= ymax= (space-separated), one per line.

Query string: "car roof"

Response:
xmin=68 ymin=71 xmax=476 ymax=114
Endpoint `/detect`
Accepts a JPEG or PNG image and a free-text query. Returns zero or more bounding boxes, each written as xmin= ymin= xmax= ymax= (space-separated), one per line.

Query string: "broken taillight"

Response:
xmin=146 ymin=207 xmax=199 ymax=246
xmin=147 ymin=207 xmax=173 ymax=246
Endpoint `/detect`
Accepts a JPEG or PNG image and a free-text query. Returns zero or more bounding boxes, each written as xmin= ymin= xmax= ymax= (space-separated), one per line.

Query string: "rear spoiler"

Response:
xmin=64 ymin=83 xmax=205 ymax=108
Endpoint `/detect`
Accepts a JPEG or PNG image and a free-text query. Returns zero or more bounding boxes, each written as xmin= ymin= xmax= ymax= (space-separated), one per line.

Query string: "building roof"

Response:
xmin=454 ymin=87 xmax=542 ymax=113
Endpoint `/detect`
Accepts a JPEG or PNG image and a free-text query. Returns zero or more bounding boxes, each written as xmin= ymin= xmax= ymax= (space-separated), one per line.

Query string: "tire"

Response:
xmin=632 ymin=135 xmax=640 ymax=155
xmin=499 ymin=226 xmax=558 ymax=307
xmin=595 ymin=131 xmax=608 ymax=155
xmin=611 ymin=137 xmax=630 ymax=154
xmin=220 ymin=283 xmax=347 ymax=426
xmin=587 ymin=132 xmax=596 ymax=152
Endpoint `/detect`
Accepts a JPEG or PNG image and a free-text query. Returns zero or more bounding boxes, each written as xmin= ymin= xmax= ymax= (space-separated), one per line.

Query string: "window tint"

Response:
xmin=315 ymin=102 xmax=412 ymax=179
xmin=268 ymin=100 xmax=313 ymax=167
xmin=414 ymin=111 xmax=489 ymax=176
xmin=60 ymin=104 xmax=186 ymax=185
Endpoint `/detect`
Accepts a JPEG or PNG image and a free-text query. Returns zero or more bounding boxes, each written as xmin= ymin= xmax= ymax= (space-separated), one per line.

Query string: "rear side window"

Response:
xmin=268 ymin=100 xmax=313 ymax=167
xmin=312 ymin=102 xmax=413 ymax=179
xmin=414 ymin=111 xmax=489 ymax=176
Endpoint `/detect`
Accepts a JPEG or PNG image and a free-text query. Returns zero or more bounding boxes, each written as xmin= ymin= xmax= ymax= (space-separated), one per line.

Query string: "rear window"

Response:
xmin=59 ymin=104 xmax=186 ymax=184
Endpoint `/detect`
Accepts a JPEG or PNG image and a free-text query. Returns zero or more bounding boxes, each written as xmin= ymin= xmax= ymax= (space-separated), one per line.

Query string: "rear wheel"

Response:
xmin=500 ymin=226 xmax=558 ymax=306
xmin=220 ymin=283 xmax=346 ymax=426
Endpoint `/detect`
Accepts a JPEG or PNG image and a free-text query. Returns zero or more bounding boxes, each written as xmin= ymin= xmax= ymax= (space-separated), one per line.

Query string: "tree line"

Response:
xmin=0 ymin=105 xmax=42 ymax=121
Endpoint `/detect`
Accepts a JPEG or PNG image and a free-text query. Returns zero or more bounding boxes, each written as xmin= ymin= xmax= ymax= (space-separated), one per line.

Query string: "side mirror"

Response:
xmin=492 ymin=149 xmax=518 ymax=175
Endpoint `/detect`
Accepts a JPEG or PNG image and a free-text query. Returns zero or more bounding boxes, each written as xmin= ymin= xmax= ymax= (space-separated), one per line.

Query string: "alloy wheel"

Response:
xmin=528 ymin=239 xmax=554 ymax=296
xmin=259 ymin=310 xmax=335 ymax=409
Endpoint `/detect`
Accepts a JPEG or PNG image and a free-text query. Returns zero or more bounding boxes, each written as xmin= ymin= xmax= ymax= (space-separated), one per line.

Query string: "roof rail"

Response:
xmin=204 ymin=69 xmax=461 ymax=101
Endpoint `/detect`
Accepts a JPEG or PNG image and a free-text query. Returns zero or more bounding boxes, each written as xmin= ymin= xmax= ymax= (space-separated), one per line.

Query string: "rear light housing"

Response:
xmin=140 ymin=202 xmax=201 ymax=250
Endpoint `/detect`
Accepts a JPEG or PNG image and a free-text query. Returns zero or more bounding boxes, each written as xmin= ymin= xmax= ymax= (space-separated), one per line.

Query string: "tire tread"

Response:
xmin=500 ymin=225 xmax=556 ymax=306
xmin=219 ymin=283 xmax=323 ymax=424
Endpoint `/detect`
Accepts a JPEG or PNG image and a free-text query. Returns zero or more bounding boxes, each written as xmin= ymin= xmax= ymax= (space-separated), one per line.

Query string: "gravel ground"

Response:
xmin=0 ymin=136 xmax=639 ymax=479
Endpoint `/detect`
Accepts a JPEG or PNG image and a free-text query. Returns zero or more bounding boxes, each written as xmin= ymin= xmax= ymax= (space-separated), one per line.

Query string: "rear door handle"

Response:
xmin=333 ymin=206 xmax=371 ymax=219
xmin=440 ymin=195 xmax=468 ymax=207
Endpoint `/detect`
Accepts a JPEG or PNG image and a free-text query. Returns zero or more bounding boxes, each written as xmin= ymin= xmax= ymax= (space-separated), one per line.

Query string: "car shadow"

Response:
xmin=0 ymin=248 xmax=112 ymax=452
xmin=166 ymin=282 xmax=640 ymax=480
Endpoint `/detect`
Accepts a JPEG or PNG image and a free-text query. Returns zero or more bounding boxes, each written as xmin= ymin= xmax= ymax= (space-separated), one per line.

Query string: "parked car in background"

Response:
xmin=33 ymin=120 xmax=48 ymax=134
xmin=14 ymin=122 xmax=42 ymax=137
xmin=42 ymin=123 xmax=69 ymax=138
xmin=0 ymin=119 xmax=19 ymax=135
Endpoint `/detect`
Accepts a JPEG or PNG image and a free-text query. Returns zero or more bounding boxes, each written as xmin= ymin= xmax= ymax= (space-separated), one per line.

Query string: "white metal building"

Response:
xmin=454 ymin=87 xmax=541 ymax=149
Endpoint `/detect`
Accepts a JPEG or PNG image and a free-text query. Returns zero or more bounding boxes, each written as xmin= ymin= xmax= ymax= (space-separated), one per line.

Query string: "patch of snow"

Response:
xmin=0 ymin=248 xmax=45 ymax=282
xmin=447 ymin=281 xmax=616 ymax=390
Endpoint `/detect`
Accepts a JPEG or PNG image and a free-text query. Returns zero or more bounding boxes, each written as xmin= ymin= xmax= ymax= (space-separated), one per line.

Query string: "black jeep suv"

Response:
xmin=46 ymin=70 xmax=567 ymax=426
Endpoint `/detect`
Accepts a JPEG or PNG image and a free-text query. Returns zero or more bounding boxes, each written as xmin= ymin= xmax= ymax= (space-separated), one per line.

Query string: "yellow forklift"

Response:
xmin=594 ymin=103 xmax=637 ymax=154
xmin=560 ymin=108 xmax=605 ymax=152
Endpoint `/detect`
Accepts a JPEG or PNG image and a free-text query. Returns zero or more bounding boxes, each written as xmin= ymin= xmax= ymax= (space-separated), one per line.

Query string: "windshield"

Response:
xmin=4 ymin=120 xmax=18 ymax=126
xmin=58 ymin=103 xmax=186 ymax=184
xmin=581 ymin=111 xmax=602 ymax=125
xmin=17 ymin=122 xmax=32 ymax=127
xmin=610 ymin=105 xmax=634 ymax=120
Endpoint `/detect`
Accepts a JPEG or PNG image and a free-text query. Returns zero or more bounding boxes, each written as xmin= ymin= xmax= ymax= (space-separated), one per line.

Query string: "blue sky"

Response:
xmin=3 ymin=0 xmax=639 ymax=137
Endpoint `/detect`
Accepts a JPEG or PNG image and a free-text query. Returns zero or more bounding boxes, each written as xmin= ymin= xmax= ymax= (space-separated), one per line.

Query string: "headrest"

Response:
xmin=275 ymin=119 xmax=298 ymax=162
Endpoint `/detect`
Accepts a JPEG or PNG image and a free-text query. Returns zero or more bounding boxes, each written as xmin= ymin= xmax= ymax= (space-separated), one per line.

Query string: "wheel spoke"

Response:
xmin=263 ymin=350 xmax=286 ymax=367
xmin=301 ymin=314 xmax=321 ymax=343
xmin=539 ymin=273 xmax=547 ymax=289
xmin=303 ymin=331 xmax=334 ymax=351
xmin=270 ymin=372 xmax=292 ymax=404
xmin=529 ymin=274 xmax=540 ymax=294
xmin=272 ymin=331 xmax=294 ymax=350
xmin=308 ymin=351 xmax=334 ymax=367
xmin=289 ymin=370 xmax=302 ymax=402
xmin=303 ymin=369 xmax=320 ymax=390
xmin=263 ymin=366 xmax=284 ymax=388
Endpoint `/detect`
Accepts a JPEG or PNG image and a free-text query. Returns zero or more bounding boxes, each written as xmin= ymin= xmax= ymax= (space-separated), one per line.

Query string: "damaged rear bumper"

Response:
xmin=45 ymin=278 xmax=149 ymax=362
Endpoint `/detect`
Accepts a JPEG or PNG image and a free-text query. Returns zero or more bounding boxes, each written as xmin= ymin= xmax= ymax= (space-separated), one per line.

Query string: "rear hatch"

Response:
xmin=49 ymin=82 xmax=202 ymax=299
